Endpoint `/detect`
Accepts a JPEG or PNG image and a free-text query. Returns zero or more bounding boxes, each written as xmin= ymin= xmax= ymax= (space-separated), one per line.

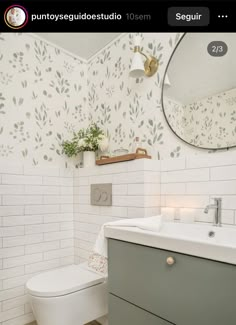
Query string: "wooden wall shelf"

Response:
xmin=96 ymin=149 xmax=151 ymax=165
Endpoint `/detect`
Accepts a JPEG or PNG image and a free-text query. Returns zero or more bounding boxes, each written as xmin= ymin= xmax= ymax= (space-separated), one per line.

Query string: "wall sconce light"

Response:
xmin=129 ymin=35 xmax=159 ymax=78
xmin=164 ymin=73 xmax=171 ymax=87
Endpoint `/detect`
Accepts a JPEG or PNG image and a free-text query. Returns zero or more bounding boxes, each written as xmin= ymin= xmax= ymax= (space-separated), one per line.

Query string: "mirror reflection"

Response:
xmin=163 ymin=33 xmax=236 ymax=149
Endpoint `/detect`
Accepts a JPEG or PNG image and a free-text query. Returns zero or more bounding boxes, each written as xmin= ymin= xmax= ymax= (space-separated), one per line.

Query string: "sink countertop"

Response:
xmin=104 ymin=225 xmax=236 ymax=265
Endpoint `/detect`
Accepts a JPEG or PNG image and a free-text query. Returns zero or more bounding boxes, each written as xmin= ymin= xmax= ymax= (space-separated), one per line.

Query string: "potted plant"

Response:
xmin=62 ymin=123 xmax=109 ymax=167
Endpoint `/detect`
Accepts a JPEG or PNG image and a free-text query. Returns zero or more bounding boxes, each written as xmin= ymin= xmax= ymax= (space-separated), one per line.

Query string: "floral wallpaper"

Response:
xmin=87 ymin=33 xmax=184 ymax=159
xmin=1 ymin=32 xmax=235 ymax=167
xmin=164 ymin=88 xmax=236 ymax=149
xmin=87 ymin=33 xmax=236 ymax=158
xmin=0 ymin=33 xmax=88 ymax=167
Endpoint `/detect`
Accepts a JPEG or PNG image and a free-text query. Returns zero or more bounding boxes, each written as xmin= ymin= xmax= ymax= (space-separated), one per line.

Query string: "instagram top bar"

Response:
xmin=1 ymin=1 xmax=236 ymax=32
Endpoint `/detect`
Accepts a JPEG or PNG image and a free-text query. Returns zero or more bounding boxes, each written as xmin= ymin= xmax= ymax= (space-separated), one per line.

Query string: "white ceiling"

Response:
xmin=35 ymin=33 xmax=121 ymax=60
xmin=165 ymin=33 xmax=236 ymax=104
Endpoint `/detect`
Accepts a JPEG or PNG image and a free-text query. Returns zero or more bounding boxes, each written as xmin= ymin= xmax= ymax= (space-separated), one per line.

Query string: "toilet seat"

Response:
xmin=26 ymin=264 xmax=106 ymax=298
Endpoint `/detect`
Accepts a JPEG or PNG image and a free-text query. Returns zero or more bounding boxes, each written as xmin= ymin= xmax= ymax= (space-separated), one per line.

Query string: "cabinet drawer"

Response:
xmin=109 ymin=294 xmax=173 ymax=325
xmin=108 ymin=239 xmax=236 ymax=325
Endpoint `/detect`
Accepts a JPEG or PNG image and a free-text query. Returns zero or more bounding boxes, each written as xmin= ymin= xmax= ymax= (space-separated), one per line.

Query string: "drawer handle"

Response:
xmin=166 ymin=257 xmax=175 ymax=266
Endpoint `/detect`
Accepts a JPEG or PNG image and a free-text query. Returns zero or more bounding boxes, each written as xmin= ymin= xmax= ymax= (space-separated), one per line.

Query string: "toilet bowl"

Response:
xmin=26 ymin=263 xmax=108 ymax=325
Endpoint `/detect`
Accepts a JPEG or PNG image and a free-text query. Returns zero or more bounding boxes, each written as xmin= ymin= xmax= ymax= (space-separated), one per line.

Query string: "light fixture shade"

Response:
xmin=129 ymin=52 xmax=145 ymax=78
xmin=164 ymin=73 xmax=171 ymax=87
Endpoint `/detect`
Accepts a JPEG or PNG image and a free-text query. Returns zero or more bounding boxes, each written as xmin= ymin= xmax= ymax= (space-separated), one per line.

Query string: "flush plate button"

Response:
xmin=91 ymin=183 xmax=112 ymax=206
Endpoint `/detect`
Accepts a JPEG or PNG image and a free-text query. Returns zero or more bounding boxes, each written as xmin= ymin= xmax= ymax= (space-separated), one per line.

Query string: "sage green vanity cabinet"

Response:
xmin=109 ymin=294 xmax=173 ymax=325
xmin=108 ymin=239 xmax=236 ymax=325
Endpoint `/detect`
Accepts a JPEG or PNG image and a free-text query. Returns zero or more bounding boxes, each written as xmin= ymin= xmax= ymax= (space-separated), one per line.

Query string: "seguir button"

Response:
xmin=168 ymin=7 xmax=210 ymax=26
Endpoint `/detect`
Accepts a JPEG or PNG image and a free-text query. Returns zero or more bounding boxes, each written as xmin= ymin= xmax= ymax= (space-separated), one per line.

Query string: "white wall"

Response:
xmin=0 ymin=163 xmax=74 ymax=325
xmin=1 ymin=153 xmax=236 ymax=324
xmin=74 ymin=151 xmax=236 ymax=263
xmin=0 ymin=32 xmax=84 ymax=325
xmin=161 ymin=151 xmax=236 ymax=225
xmin=0 ymin=33 xmax=87 ymax=167
xmin=74 ymin=160 xmax=161 ymax=263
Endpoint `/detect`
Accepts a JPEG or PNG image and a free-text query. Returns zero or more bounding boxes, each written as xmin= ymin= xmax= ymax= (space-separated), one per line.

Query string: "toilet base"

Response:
xmin=30 ymin=282 xmax=108 ymax=325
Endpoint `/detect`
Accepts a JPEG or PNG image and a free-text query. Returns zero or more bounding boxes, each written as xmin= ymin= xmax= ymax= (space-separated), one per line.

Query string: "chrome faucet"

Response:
xmin=204 ymin=197 xmax=222 ymax=227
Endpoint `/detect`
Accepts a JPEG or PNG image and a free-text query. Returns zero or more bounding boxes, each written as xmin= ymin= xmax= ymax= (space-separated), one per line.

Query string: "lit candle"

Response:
xmin=179 ymin=208 xmax=195 ymax=223
xmin=161 ymin=207 xmax=175 ymax=221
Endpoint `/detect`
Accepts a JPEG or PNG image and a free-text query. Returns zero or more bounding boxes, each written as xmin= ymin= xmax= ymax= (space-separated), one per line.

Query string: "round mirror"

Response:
xmin=162 ymin=33 xmax=236 ymax=150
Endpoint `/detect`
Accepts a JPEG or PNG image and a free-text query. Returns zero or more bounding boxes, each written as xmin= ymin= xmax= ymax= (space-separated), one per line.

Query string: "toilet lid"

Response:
xmin=26 ymin=264 xmax=105 ymax=297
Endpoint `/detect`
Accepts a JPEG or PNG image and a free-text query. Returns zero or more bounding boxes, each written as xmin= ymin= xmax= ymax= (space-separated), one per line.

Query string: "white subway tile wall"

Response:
xmin=74 ymin=160 xmax=161 ymax=264
xmin=1 ymin=151 xmax=236 ymax=324
xmin=74 ymin=151 xmax=236 ymax=263
xmin=0 ymin=164 xmax=74 ymax=325
xmin=161 ymin=151 xmax=236 ymax=224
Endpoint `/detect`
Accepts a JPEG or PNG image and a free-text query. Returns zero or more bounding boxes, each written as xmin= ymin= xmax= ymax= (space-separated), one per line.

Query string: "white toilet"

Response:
xmin=26 ymin=263 xmax=108 ymax=325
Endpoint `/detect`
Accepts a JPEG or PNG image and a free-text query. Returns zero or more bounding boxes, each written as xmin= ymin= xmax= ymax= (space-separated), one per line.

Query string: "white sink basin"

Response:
xmin=159 ymin=222 xmax=236 ymax=247
xmin=105 ymin=221 xmax=236 ymax=265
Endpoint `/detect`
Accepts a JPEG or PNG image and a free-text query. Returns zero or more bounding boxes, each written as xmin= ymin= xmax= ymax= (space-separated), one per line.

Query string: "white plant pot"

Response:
xmin=83 ymin=151 xmax=96 ymax=168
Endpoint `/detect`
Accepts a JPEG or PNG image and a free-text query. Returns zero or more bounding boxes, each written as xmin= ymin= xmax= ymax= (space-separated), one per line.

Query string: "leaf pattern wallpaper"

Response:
xmin=87 ymin=32 xmax=214 ymax=160
xmin=1 ymin=32 xmax=235 ymax=168
xmin=0 ymin=33 xmax=88 ymax=167
xmin=88 ymin=33 xmax=236 ymax=158
xmin=164 ymin=87 xmax=236 ymax=149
